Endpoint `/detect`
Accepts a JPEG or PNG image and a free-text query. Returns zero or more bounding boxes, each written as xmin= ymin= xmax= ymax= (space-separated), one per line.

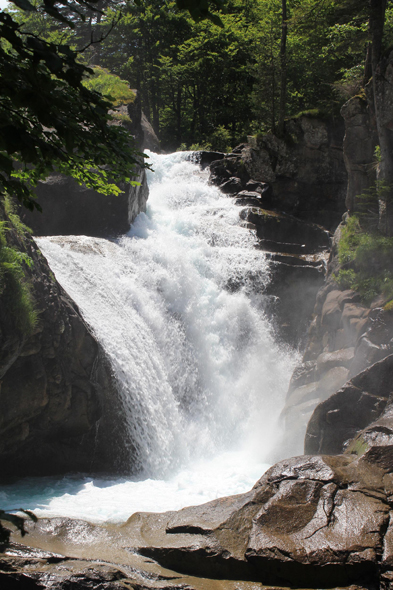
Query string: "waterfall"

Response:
xmin=1 ymin=152 xmax=298 ymax=522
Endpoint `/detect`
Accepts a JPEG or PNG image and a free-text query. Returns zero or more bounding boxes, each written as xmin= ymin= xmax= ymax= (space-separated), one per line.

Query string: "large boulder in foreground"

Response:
xmin=131 ymin=454 xmax=390 ymax=587
xmin=10 ymin=453 xmax=393 ymax=589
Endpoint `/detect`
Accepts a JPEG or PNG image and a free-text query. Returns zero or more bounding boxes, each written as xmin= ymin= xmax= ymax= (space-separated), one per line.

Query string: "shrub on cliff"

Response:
xmin=0 ymin=197 xmax=37 ymax=335
xmin=335 ymin=214 xmax=393 ymax=305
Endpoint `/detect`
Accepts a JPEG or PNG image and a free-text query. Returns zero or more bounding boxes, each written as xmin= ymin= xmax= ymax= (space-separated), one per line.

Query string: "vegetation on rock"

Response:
xmin=335 ymin=214 xmax=393 ymax=305
xmin=0 ymin=197 xmax=38 ymax=335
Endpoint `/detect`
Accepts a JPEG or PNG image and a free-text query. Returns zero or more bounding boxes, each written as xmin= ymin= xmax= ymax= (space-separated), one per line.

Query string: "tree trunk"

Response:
xmin=277 ymin=0 xmax=287 ymax=137
xmin=176 ymin=84 xmax=182 ymax=145
xmin=368 ymin=0 xmax=393 ymax=234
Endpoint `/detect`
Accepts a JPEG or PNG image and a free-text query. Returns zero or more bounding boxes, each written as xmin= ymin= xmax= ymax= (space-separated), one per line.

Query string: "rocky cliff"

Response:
xmin=3 ymin=72 xmax=393 ymax=590
xmin=20 ymin=98 xmax=151 ymax=238
xmin=0 ymin=207 xmax=142 ymax=476
xmin=197 ymin=115 xmax=344 ymax=346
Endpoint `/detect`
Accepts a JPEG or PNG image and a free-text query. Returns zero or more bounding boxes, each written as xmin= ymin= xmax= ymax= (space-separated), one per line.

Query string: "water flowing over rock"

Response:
xmin=28 ymin=151 xmax=297 ymax=485
xmin=227 ymin=117 xmax=347 ymax=231
xmin=0 ymin=203 xmax=120 ymax=475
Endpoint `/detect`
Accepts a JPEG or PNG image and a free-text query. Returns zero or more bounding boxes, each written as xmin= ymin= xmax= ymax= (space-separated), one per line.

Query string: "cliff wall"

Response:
xmin=0 ymin=95 xmax=152 ymax=474
xmin=20 ymin=98 xmax=151 ymax=239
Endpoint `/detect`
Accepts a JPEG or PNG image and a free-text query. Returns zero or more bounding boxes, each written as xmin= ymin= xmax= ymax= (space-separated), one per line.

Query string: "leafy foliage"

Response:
xmin=0 ymin=197 xmax=38 ymax=334
xmin=0 ymin=0 xmax=147 ymax=210
xmin=335 ymin=215 xmax=393 ymax=304
xmin=82 ymin=66 xmax=136 ymax=106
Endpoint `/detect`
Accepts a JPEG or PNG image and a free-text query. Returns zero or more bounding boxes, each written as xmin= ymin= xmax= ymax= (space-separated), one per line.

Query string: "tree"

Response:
xmin=0 ymin=0 xmax=224 ymax=210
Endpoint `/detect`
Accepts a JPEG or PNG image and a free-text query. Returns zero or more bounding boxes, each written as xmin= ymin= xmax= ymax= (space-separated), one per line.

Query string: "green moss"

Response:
xmin=346 ymin=436 xmax=369 ymax=457
xmin=384 ymin=299 xmax=393 ymax=312
xmin=82 ymin=67 xmax=136 ymax=107
xmin=334 ymin=215 xmax=393 ymax=305
xmin=110 ymin=112 xmax=132 ymax=124
xmin=3 ymin=194 xmax=32 ymax=235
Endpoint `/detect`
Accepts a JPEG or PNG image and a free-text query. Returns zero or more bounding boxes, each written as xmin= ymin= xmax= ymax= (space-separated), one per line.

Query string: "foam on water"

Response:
xmin=0 ymin=152 xmax=299 ymax=523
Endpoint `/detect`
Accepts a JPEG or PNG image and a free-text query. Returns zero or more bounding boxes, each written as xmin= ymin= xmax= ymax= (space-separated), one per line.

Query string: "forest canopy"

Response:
xmin=0 ymin=0 xmax=222 ymax=209
xmin=26 ymin=0 xmax=388 ymax=152
xmin=1 ymin=0 xmax=393 ymax=199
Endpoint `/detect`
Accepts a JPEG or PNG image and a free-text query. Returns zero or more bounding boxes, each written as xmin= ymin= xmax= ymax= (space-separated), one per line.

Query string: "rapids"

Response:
xmin=0 ymin=151 xmax=299 ymax=523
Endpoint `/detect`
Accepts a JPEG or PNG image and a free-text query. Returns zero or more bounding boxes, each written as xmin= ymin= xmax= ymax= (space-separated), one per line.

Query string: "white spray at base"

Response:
xmin=0 ymin=152 xmax=299 ymax=523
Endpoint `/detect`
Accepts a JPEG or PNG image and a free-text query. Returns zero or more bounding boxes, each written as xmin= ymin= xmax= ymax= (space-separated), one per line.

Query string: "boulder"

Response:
xmin=316 ymin=347 xmax=355 ymax=374
xmin=305 ymin=354 xmax=393 ymax=455
xmin=209 ymin=155 xmax=250 ymax=187
xmin=242 ymin=207 xmax=331 ymax=254
xmin=125 ymin=455 xmax=390 ymax=587
xmin=0 ymin=204 xmax=126 ymax=475
xmin=195 ymin=150 xmax=225 ymax=169
xmin=219 ymin=177 xmax=243 ymax=195
xmin=20 ymin=165 xmax=149 ymax=238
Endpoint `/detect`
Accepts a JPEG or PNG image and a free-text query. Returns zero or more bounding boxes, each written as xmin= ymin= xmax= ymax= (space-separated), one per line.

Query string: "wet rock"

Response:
xmin=305 ymin=354 xmax=393 ymax=455
xmin=242 ymin=208 xmax=331 ymax=254
xmin=209 ymin=156 xmax=250 ymax=188
xmin=194 ymin=150 xmax=225 ymax=169
xmin=316 ymin=347 xmax=355 ymax=374
xmin=219 ymin=177 xmax=243 ymax=195
xmin=128 ymin=455 xmax=388 ymax=588
xmin=0 ymin=205 xmax=125 ymax=475
xmin=349 ymin=336 xmax=390 ymax=378
xmin=287 ymin=361 xmax=317 ymax=393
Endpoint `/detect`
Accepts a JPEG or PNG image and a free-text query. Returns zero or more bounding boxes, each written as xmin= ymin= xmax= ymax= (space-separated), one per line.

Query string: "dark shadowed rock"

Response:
xmin=219 ymin=177 xmax=244 ymax=195
xmin=0 ymin=205 xmax=128 ymax=475
xmin=239 ymin=117 xmax=347 ymax=231
xmin=194 ymin=150 xmax=225 ymax=169
xmin=20 ymin=165 xmax=149 ymax=239
xmin=305 ymin=354 xmax=393 ymax=455
xmin=263 ymin=254 xmax=326 ymax=346
xmin=241 ymin=208 xmax=331 ymax=254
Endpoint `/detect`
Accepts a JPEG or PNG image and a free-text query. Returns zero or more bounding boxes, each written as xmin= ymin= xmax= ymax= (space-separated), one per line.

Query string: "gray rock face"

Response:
xmin=20 ymin=165 xmax=149 ymax=238
xmin=340 ymin=96 xmax=378 ymax=214
xmin=240 ymin=117 xmax=347 ymax=231
xmin=141 ymin=111 xmax=160 ymax=152
xmin=0 ymin=204 xmax=125 ymax=475
xmin=282 ymin=216 xmax=393 ymax=452
xmin=305 ymin=354 xmax=393 ymax=455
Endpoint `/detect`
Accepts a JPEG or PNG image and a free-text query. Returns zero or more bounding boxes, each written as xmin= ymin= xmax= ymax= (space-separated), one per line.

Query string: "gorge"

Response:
xmin=3 ymin=105 xmax=393 ymax=589
xmin=1 ymin=150 xmax=298 ymax=521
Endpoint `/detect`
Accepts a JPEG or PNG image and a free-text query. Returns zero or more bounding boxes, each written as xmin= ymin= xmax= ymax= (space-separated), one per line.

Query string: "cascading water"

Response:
xmin=0 ymin=152 xmax=299 ymax=523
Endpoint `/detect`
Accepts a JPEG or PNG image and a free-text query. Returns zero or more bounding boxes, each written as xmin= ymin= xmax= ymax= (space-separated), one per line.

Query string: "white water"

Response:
xmin=0 ymin=152 xmax=298 ymax=523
